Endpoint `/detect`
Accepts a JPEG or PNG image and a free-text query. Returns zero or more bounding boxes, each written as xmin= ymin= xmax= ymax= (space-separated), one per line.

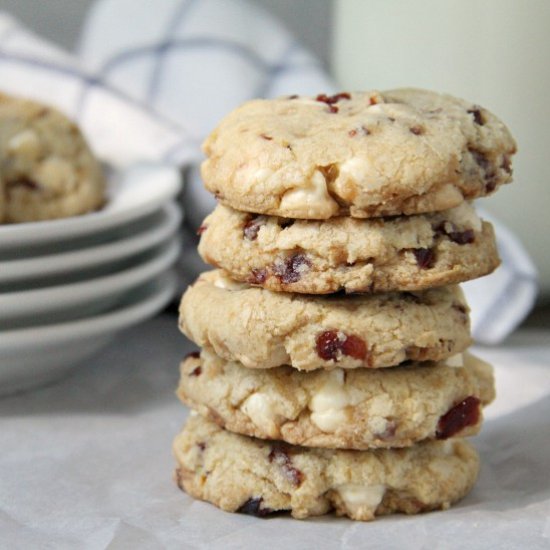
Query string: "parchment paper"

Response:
xmin=1 ymin=314 xmax=548 ymax=550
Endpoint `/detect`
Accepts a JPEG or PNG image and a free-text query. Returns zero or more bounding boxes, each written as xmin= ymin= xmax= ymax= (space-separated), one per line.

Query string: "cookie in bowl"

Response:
xmin=0 ymin=92 xmax=105 ymax=224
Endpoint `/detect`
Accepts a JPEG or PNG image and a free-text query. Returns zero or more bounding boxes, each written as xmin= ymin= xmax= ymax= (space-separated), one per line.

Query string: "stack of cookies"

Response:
xmin=173 ymin=89 xmax=516 ymax=521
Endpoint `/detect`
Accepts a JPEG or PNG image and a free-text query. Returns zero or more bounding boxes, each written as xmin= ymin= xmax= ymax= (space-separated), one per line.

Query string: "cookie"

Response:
xmin=180 ymin=270 xmax=471 ymax=370
xmin=201 ymin=89 xmax=515 ymax=219
xmin=177 ymin=349 xmax=494 ymax=450
xmin=198 ymin=202 xmax=500 ymax=294
xmin=0 ymin=93 xmax=105 ymax=223
xmin=174 ymin=414 xmax=480 ymax=521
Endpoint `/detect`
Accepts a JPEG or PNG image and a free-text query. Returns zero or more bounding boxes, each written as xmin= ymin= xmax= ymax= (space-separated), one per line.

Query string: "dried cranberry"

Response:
xmin=236 ymin=497 xmax=274 ymax=517
xmin=197 ymin=442 xmax=206 ymax=451
xmin=316 ymin=92 xmax=351 ymax=113
xmin=315 ymin=330 xmax=368 ymax=362
xmin=316 ymin=92 xmax=351 ymax=105
xmin=469 ymin=147 xmax=499 ymax=190
xmin=189 ymin=366 xmax=202 ymax=377
xmin=269 ymin=444 xmax=304 ymax=486
xmin=273 ymin=253 xmax=311 ymax=284
xmin=467 ymin=108 xmax=485 ymax=125
xmin=485 ymin=174 xmax=498 ymax=193
xmin=196 ymin=225 xmax=207 ymax=236
xmin=342 ymin=335 xmax=368 ymax=360
xmin=409 ymin=125 xmax=424 ymax=135
xmin=243 ymin=216 xmax=264 ymax=240
xmin=185 ymin=351 xmax=200 ymax=359
xmin=434 ymin=222 xmax=475 ymax=245
xmin=447 ymin=229 xmax=475 ymax=245
xmin=413 ymin=248 xmax=435 ymax=269
xmin=248 ymin=268 xmax=268 ymax=285
xmin=316 ymin=331 xmax=341 ymax=360
xmin=469 ymin=148 xmax=490 ymax=171
xmin=436 ymin=396 xmax=481 ymax=439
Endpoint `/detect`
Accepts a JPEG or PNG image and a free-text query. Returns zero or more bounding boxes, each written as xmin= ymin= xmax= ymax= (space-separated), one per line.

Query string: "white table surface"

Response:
xmin=1 ymin=313 xmax=549 ymax=550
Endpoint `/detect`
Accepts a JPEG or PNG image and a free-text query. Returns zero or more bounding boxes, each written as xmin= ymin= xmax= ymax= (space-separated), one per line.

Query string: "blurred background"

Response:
xmin=1 ymin=0 xmax=548 ymax=312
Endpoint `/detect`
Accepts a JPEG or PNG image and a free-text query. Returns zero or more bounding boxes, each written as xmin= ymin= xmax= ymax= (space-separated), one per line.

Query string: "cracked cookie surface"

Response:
xmin=177 ymin=349 xmax=494 ymax=449
xmin=174 ymin=414 xmax=480 ymax=521
xmin=180 ymin=270 xmax=471 ymax=370
xmin=0 ymin=93 xmax=105 ymax=223
xmin=198 ymin=202 xmax=500 ymax=294
xmin=201 ymin=89 xmax=515 ymax=219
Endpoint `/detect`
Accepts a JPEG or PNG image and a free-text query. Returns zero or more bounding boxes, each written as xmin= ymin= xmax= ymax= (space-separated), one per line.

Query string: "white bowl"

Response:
xmin=0 ymin=163 xmax=181 ymax=250
xmin=0 ymin=203 xmax=181 ymax=284
xmin=0 ymin=270 xmax=177 ymax=396
xmin=0 ymin=238 xmax=180 ymax=328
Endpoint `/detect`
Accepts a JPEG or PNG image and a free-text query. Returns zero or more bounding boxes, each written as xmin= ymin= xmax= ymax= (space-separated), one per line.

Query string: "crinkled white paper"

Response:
xmin=0 ymin=315 xmax=548 ymax=550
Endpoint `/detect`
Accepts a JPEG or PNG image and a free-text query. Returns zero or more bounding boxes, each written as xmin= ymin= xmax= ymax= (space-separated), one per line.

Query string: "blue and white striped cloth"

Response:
xmin=0 ymin=0 xmax=537 ymax=343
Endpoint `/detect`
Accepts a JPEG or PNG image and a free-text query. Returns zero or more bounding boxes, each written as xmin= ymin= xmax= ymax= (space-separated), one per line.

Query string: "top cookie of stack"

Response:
xmin=202 ymin=89 xmax=514 ymax=219
xmin=198 ymin=89 xmax=515 ymax=294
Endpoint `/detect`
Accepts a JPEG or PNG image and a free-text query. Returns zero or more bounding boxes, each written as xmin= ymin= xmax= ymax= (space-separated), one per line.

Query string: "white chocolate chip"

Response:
xmin=309 ymin=370 xmax=351 ymax=432
xmin=338 ymin=158 xmax=383 ymax=191
xmin=365 ymin=394 xmax=395 ymax=434
xmin=7 ymin=129 xmax=40 ymax=160
xmin=445 ymin=353 xmax=464 ymax=368
xmin=279 ymin=170 xmax=339 ymax=218
xmin=241 ymin=393 xmax=281 ymax=435
xmin=213 ymin=272 xmax=248 ymax=291
xmin=310 ymin=408 xmax=349 ymax=433
xmin=310 ymin=370 xmax=347 ymax=410
xmin=367 ymin=415 xmax=391 ymax=435
xmin=336 ymin=484 xmax=386 ymax=516
xmin=36 ymin=158 xmax=76 ymax=193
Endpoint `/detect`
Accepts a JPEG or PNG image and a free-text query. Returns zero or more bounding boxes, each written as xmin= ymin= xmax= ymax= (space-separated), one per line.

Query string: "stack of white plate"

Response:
xmin=0 ymin=163 xmax=182 ymax=395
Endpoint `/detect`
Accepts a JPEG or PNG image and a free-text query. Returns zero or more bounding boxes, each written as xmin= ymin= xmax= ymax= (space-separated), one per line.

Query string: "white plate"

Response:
xmin=0 ymin=163 xmax=181 ymax=250
xmin=0 ymin=271 xmax=177 ymax=396
xmin=0 ymin=238 xmax=180 ymax=327
xmin=0 ymin=203 xmax=181 ymax=283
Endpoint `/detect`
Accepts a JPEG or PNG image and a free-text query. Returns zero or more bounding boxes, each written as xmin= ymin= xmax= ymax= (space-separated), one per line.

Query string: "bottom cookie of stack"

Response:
xmin=174 ymin=414 xmax=479 ymax=521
